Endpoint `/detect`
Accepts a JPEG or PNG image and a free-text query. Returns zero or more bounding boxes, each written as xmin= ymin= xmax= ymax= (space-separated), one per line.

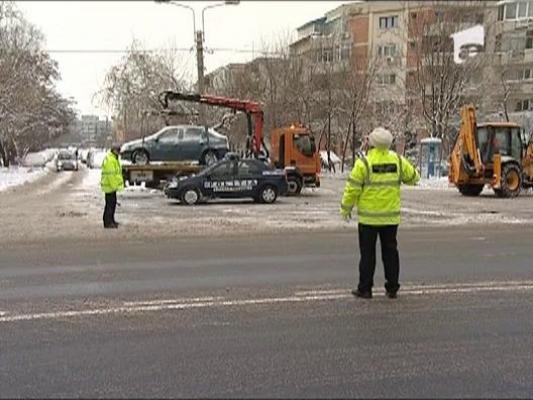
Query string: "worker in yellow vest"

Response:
xmin=340 ymin=127 xmax=420 ymax=299
xmin=100 ymin=144 xmax=124 ymax=229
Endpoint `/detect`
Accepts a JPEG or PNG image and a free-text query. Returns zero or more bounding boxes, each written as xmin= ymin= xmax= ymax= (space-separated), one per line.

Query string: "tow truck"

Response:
xmin=158 ymin=91 xmax=321 ymax=195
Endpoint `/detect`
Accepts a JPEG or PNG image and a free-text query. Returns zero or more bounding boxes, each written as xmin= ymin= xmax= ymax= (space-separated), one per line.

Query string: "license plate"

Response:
xmin=130 ymin=170 xmax=154 ymax=182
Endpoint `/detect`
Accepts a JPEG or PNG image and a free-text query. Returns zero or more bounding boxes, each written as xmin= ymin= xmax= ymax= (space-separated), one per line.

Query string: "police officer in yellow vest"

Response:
xmin=101 ymin=144 xmax=124 ymax=229
xmin=340 ymin=127 xmax=420 ymax=299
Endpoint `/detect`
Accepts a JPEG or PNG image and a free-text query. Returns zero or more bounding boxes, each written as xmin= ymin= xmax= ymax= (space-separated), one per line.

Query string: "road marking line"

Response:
xmin=123 ymin=296 xmax=224 ymax=306
xmin=0 ymin=294 xmax=348 ymax=323
xmin=295 ymin=281 xmax=533 ymax=296
xmin=2 ymin=282 xmax=533 ymax=324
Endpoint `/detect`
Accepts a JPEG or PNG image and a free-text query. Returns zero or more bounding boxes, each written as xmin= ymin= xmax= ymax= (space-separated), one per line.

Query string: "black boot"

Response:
xmin=351 ymin=289 xmax=372 ymax=299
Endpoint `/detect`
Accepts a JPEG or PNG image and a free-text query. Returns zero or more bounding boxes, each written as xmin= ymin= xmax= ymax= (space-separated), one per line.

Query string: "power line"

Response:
xmin=45 ymin=47 xmax=283 ymax=55
xmin=46 ymin=48 xmax=192 ymax=54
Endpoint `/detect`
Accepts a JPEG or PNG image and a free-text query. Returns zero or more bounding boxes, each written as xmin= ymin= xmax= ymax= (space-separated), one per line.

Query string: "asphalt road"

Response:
xmin=1 ymin=226 xmax=533 ymax=398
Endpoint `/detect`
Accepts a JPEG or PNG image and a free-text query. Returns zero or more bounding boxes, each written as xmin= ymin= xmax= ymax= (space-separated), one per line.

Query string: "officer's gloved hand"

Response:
xmin=340 ymin=208 xmax=352 ymax=222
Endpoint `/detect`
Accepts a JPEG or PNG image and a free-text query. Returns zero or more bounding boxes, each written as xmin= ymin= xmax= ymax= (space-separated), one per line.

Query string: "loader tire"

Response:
xmin=458 ymin=184 xmax=484 ymax=197
xmin=494 ymin=163 xmax=522 ymax=198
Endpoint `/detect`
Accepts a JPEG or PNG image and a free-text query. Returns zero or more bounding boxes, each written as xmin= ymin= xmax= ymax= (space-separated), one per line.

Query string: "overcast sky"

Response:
xmin=16 ymin=1 xmax=349 ymax=117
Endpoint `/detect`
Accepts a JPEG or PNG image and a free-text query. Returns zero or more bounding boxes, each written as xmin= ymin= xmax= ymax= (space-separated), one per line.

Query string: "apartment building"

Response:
xmin=290 ymin=1 xmax=513 ymax=137
xmin=487 ymin=0 xmax=533 ymax=122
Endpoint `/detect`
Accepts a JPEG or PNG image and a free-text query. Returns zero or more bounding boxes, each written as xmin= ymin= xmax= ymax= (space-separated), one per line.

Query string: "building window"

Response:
xmin=318 ymin=47 xmax=333 ymax=63
xmin=377 ymin=74 xmax=396 ymax=85
xmin=502 ymin=1 xmax=533 ymax=20
xmin=377 ymin=44 xmax=398 ymax=57
xmin=527 ymin=30 xmax=533 ymax=49
xmin=340 ymin=43 xmax=352 ymax=60
xmin=519 ymin=1 xmax=528 ymax=17
xmin=516 ymin=67 xmax=533 ymax=80
xmin=506 ymin=2 xmax=518 ymax=19
xmin=379 ymin=15 xmax=399 ymax=29
xmin=516 ymin=99 xmax=530 ymax=111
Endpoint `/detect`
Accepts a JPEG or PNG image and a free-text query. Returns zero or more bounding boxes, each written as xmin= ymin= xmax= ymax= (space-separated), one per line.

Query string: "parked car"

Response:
xmin=79 ymin=148 xmax=89 ymax=164
xmin=164 ymin=156 xmax=288 ymax=205
xmin=87 ymin=149 xmax=107 ymax=169
xmin=120 ymin=125 xmax=229 ymax=166
xmin=55 ymin=150 xmax=78 ymax=172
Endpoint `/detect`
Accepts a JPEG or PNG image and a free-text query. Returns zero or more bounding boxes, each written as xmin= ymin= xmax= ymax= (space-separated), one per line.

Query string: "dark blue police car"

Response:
xmin=164 ymin=156 xmax=289 ymax=205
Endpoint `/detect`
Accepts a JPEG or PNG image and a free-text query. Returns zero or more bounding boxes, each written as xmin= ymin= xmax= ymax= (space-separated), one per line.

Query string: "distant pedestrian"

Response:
xmin=100 ymin=143 xmax=124 ymax=229
xmin=340 ymin=127 xmax=420 ymax=299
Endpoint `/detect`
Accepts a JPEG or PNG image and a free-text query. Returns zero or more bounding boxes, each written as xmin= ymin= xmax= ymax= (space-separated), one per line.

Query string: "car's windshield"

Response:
xmin=478 ymin=126 xmax=522 ymax=163
xmin=293 ymin=134 xmax=316 ymax=157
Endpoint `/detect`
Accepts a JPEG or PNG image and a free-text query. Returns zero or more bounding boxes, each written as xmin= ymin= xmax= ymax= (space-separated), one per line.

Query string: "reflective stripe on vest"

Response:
xmin=357 ymin=210 xmax=401 ymax=217
xmin=346 ymin=176 xmax=363 ymax=187
xmin=359 ymin=153 xmax=402 ymax=188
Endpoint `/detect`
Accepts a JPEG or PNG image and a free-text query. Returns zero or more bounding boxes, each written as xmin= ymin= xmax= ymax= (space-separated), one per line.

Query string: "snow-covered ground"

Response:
xmin=0 ymin=149 xmax=60 ymax=192
xmin=2 ymin=167 xmax=532 ymax=245
xmin=0 ymin=166 xmax=48 ymax=192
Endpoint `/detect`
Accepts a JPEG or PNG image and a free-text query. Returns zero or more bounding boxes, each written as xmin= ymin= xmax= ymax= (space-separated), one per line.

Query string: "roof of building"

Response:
xmin=296 ymin=16 xmax=327 ymax=32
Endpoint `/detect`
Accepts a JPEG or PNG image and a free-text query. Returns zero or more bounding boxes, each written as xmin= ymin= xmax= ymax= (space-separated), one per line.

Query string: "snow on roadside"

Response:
xmin=0 ymin=166 xmax=48 ymax=192
xmin=408 ymin=177 xmax=453 ymax=190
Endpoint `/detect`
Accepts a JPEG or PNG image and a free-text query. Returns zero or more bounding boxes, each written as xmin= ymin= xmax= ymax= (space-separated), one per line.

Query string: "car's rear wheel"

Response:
xmin=201 ymin=150 xmax=218 ymax=166
xmin=132 ymin=149 xmax=149 ymax=165
xmin=259 ymin=185 xmax=278 ymax=204
xmin=181 ymin=187 xmax=201 ymax=205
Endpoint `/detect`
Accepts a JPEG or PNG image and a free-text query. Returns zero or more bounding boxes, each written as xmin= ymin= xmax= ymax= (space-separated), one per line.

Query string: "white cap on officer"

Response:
xmin=368 ymin=127 xmax=393 ymax=149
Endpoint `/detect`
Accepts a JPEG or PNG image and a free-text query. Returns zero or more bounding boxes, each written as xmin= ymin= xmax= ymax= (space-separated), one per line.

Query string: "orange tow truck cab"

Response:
xmin=270 ymin=124 xmax=321 ymax=195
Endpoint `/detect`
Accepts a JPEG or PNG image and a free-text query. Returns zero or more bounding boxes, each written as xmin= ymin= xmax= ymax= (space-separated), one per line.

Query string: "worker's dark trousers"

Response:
xmin=357 ymin=224 xmax=400 ymax=294
xmin=103 ymin=192 xmax=117 ymax=227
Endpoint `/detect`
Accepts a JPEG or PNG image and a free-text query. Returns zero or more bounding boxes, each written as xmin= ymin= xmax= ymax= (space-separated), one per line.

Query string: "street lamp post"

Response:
xmin=155 ymin=0 xmax=239 ymax=125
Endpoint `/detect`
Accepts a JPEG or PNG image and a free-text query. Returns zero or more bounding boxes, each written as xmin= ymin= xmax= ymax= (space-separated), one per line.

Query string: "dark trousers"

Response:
xmin=357 ymin=224 xmax=400 ymax=294
xmin=103 ymin=192 xmax=117 ymax=227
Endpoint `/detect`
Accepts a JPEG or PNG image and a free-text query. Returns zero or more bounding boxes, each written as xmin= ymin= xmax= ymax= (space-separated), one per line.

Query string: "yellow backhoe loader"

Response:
xmin=448 ymin=104 xmax=533 ymax=197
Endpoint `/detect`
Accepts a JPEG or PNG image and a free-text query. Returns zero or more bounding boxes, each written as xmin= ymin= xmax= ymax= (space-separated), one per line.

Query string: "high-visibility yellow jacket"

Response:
xmin=340 ymin=148 xmax=420 ymax=225
xmin=100 ymin=152 xmax=124 ymax=194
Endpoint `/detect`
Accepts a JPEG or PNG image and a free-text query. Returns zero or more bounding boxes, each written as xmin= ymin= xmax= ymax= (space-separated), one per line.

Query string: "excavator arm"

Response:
xmin=159 ymin=91 xmax=266 ymax=158
xmin=450 ymin=104 xmax=484 ymax=185
xmin=459 ymin=104 xmax=483 ymax=175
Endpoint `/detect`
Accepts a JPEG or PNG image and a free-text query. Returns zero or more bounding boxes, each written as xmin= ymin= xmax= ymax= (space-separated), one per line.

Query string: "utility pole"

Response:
xmin=195 ymin=30 xmax=206 ymax=125
xmin=155 ymin=1 xmax=239 ymax=127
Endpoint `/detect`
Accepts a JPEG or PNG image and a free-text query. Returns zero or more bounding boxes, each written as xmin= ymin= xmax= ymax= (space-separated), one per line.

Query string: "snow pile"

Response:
xmin=0 ymin=166 xmax=47 ymax=192
xmin=22 ymin=149 xmax=58 ymax=167
xmin=410 ymin=177 xmax=453 ymax=190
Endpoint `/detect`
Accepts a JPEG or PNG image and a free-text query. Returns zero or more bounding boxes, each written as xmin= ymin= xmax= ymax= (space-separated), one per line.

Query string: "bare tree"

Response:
xmin=97 ymin=39 xmax=191 ymax=142
xmin=0 ymin=1 xmax=74 ymax=166
xmin=406 ymin=1 xmax=487 ymax=141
